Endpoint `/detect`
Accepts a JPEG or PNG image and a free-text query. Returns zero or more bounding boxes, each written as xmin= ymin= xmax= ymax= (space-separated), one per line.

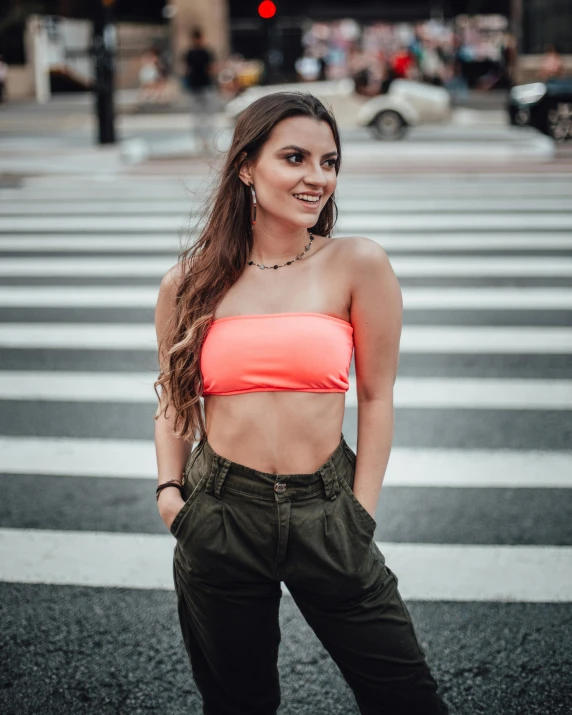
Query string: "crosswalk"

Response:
xmin=1 ymin=171 xmax=571 ymax=711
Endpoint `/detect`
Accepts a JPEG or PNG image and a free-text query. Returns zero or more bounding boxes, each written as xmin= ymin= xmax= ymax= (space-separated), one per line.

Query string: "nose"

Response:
xmin=304 ymin=161 xmax=328 ymax=188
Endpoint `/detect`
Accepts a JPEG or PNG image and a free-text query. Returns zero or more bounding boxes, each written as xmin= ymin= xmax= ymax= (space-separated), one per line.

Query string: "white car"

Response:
xmin=224 ymin=77 xmax=452 ymax=140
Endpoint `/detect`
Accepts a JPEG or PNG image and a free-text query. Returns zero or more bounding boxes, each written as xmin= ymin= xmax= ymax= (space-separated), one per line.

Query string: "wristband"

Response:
xmin=156 ymin=480 xmax=184 ymax=501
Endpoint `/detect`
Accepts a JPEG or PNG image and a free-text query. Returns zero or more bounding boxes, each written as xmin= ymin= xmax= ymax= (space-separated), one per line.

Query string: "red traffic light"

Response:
xmin=258 ymin=1 xmax=276 ymax=19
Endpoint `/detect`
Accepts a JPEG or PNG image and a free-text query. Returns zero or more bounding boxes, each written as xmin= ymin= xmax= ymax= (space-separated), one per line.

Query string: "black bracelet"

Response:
xmin=156 ymin=480 xmax=184 ymax=501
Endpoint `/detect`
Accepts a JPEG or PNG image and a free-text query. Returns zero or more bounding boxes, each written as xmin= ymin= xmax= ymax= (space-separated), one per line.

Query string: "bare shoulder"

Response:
xmin=158 ymin=256 xmax=197 ymax=302
xmin=155 ymin=259 xmax=193 ymax=332
xmin=334 ymin=235 xmax=392 ymax=273
xmin=160 ymin=260 xmax=186 ymax=292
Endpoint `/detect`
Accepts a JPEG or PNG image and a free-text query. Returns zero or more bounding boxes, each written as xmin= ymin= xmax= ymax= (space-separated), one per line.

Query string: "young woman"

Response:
xmin=154 ymin=92 xmax=449 ymax=715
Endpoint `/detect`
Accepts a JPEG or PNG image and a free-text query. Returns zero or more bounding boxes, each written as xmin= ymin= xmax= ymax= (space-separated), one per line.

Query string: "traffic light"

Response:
xmin=257 ymin=2 xmax=280 ymax=84
xmin=258 ymin=1 xmax=276 ymax=19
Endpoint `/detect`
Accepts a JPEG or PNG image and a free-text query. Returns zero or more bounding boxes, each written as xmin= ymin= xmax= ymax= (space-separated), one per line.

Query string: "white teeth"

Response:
xmin=294 ymin=194 xmax=320 ymax=203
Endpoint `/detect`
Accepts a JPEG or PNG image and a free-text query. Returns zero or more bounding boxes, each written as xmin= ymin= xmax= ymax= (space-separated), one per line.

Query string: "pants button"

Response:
xmin=274 ymin=482 xmax=286 ymax=493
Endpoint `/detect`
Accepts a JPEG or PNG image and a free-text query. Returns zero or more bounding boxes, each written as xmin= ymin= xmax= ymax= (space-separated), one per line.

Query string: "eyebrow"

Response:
xmin=277 ymin=144 xmax=338 ymax=159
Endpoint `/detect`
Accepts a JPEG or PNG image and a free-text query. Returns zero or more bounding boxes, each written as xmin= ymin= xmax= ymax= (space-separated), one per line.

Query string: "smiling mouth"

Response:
xmin=293 ymin=195 xmax=321 ymax=205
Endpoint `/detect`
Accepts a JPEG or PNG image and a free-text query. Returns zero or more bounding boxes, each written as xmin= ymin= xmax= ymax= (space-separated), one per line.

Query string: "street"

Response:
xmin=0 ymin=99 xmax=571 ymax=715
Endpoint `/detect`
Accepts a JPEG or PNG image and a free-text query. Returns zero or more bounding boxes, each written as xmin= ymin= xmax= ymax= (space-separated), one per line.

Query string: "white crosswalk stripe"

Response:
xmin=1 ymin=528 xmax=570 ymax=601
xmin=1 ymin=172 xmax=571 ymax=609
xmin=1 ymin=323 xmax=570 ymax=352
xmin=1 ymin=232 xmax=572 ymax=252
xmin=2 ymin=255 xmax=572 ymax=276
xmin=2 ymin=175 xmax=571 ymax=198
xmin=1 ymin=197 xmax=571 ymax=213
xmin=0 ymin=371 xmax=571 ymax=410
xmin=2 ymin=213 xmax=572 ymax=233
xmin=1 ymin=285 xmax=572 ymax=309
xmin=1 ymin=436 xmax=571 ymax=487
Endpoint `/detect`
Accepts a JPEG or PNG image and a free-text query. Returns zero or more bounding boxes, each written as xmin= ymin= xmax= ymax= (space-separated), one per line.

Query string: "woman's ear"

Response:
xmin=236 ymin=152 xmax=253 ymax=186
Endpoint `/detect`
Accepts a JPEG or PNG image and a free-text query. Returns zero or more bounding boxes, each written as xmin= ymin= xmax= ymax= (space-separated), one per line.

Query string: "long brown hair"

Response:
xmin=154 ymin=91 xmax=342 ymax=443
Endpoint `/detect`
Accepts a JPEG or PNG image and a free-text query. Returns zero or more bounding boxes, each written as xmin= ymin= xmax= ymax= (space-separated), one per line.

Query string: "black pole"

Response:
xmin=261 ymin=17 xmax=271 ymax=85
xmin=261 ymin=14 xmax=282 ymax=85
xmin=268 ymin=17 xmax=281 ymax=84
xmin=92 ymin=0 xmax=116 ymax=144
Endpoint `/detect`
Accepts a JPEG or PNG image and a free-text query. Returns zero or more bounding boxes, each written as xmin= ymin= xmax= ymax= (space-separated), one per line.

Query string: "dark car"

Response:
xmin=507 ymin=78 xmax=572 ymax=141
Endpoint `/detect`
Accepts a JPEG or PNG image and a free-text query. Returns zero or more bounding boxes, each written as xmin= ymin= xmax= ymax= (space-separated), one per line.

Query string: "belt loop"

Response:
xmin=205 ymin=455 xmax=231 ymax=500
xmin=319 ymin=459 xmax=340 ymax=501
xmin=204 ymin=454 xmax=218 ymax=496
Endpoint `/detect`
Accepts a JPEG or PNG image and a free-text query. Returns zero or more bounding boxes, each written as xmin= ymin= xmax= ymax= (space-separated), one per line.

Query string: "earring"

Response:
xmin=250 ymin=184 xmax=257 ymax=227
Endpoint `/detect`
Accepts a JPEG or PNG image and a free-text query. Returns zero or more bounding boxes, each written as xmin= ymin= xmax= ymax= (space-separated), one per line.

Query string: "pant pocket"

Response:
xmin=339 ymin=477 xmax=378 ymax=532
xmin=169 ymin=473 xmax=208 ymax=538
xmin=169 ymin=446 xmax=209 ymax=538
xmin=340 ymin=442 xmax=377 ymax=532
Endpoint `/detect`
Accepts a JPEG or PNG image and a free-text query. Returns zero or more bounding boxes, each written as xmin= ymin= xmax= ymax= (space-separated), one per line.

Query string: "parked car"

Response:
xmin=508 ymin=79 xmax=572 ymax=141
xmin=224 ymin=78 xmax=451 ymax=140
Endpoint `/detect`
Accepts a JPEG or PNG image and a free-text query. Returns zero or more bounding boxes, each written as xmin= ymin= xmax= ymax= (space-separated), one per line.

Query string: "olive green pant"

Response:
xmin=171 ymin=433 xmax=449 ymax=715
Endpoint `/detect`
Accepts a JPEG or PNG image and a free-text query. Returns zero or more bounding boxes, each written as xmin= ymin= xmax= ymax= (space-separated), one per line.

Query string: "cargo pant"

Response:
xmin=170 ymin=433 xmax=449 ymax=715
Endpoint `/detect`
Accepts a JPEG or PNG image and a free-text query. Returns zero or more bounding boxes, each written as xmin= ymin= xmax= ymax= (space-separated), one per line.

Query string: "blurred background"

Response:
xmin=1 ymin=0 xmax=571 ymax=99
xmin=0 ymin=2 xmax=571 ymax=715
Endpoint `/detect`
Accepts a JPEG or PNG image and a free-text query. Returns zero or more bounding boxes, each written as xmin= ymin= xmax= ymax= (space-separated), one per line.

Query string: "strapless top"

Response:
xmin=200 ymin=312 xmax=354 ymax=396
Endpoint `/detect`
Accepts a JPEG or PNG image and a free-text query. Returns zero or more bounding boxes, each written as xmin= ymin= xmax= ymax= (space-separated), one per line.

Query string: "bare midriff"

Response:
xmin=203 ymin=390 xmax=346 ymax=474
xmin=200 ymin=235 xmax=351 ymax=475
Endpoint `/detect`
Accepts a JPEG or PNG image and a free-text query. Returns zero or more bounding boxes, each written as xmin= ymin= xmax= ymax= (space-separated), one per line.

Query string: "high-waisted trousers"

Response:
xmin=170 ymin=433 xmax=449 ymax=715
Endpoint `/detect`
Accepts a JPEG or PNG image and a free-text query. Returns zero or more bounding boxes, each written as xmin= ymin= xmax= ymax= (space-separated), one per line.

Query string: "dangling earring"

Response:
xmin=250 ymin=184 xmax=257 ymax=227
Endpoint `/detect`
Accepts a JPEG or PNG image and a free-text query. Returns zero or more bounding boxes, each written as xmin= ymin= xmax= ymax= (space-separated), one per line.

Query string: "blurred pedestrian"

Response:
xmin=138 ymin=46 xmax=171 ymax=106
xmin=443 ymin=33 xmax=469 ymax=104
xmin=347 ymin=42 xmax=371 ymax=95
xmin=183 ymin=27 xmax=217 ymax=156
xmin=419 ymin=41 xmax=446 ymax=86
xmin=391 ymin=45 xmax=416 ymax=80
xmin=499 ymin=33 xmax=517 ymax=89
xmin=539 ymin=44 xmax=564 ymax=82
xmin=0 ymin=55 xmax=8 ymax=104
xmin=315 ymin=42 xmax=329 ymax=81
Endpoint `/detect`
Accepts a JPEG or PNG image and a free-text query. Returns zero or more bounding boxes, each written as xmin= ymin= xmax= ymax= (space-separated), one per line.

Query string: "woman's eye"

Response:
xmin=285 ymin=154 xmax=337 ymax=168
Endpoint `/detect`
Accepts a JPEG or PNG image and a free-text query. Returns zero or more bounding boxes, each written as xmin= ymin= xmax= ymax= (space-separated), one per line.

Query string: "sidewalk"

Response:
xmin=78 ymin=87 xmax=513 ymax=114
xmin=0 ymin=88 xmax=506 ymax=130
xmin=0 ymin=89 xmax=558 ymax=179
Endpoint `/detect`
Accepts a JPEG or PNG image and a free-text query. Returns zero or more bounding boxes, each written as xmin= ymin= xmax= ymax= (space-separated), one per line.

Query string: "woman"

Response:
xmin=153 ymin=92 xmax=449 ymax=715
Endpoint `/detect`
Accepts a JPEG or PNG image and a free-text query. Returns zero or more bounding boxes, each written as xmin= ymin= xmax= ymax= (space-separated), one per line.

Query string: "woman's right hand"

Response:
xmin=157 ymin=488 xmax=186 ymax=531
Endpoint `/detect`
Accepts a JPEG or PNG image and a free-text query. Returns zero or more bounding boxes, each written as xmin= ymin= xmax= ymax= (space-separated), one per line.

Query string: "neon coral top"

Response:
xmin=201 ymin=312 xmax=354 ymax=396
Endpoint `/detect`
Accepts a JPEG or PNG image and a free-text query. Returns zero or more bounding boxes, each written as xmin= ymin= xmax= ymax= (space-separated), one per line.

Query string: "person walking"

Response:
xmin=183 ymin=27 xmax=217 ymax=155
xmin=153 ymin=92 xmax=450 ymax=715
xmin=138 ymin=47 xmax=168 ymax=105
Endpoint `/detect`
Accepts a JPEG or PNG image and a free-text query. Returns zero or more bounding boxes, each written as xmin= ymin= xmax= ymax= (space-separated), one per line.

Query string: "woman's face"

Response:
xmin=242 ymin=116 xmax=339 ymax=232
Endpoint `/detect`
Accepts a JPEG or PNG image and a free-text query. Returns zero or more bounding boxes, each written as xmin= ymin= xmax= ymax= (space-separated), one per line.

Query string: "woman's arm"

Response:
xmin=348 ymin=237 xmax=403 ymax=519
xmin=154 ymin=264 xmax=193 ymax=528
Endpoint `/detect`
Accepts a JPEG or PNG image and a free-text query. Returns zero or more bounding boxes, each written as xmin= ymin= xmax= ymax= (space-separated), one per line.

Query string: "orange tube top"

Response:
xmin=201 ymin=312 xmax=354 ymax=396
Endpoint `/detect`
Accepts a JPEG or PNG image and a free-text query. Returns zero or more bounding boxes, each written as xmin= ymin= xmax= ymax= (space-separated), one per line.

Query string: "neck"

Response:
xmin=250 ymin=222 xmax=312 ymax=264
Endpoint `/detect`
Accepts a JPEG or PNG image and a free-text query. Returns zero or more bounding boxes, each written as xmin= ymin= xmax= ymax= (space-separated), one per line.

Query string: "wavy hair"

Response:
xmin=153 ymin=91 xmax=342 ymax=442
